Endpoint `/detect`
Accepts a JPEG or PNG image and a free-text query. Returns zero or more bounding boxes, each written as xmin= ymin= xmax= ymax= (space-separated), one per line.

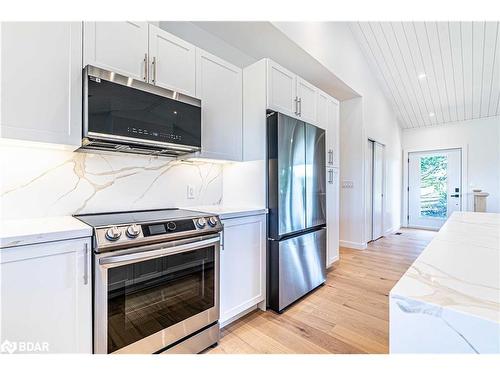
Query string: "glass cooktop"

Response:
xmin=74 ymin=208 xmax=210 ymax=227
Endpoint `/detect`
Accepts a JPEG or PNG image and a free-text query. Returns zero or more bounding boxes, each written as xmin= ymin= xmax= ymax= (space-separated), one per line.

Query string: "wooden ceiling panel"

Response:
xmin=351 ymin=21 xmax=500 ymax=128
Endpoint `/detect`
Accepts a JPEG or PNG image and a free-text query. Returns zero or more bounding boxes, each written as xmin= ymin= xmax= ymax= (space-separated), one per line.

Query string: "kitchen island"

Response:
xmin=390 ymin=212 xmax=500 ymax=353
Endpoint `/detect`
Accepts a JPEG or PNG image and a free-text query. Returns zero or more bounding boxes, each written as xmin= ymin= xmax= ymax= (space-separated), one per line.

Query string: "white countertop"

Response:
xmin=0 ymin=216 xmax=92 ymax=249
xmin=183 ymin=205 xmax=268 ymax=220
xmin=390 ymin=212 xmax=500 ymax=353
xmin=391 ymin=211 xmax=500 ymax=323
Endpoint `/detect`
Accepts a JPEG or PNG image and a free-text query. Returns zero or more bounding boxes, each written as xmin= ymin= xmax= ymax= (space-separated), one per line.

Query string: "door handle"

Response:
xmin=151 ymin=56 xmax=157 ymax=84
xmin=328 ymin=149 xmax=333 ymax=165
xmin=143 ymin=53 xmax=148 ymax=82
xmin=220 ymin=223 xmax=225 ymax=250
xmin=99 ymin=237 xmax=220 ymax=266
xmin=83 ymin=243 xmax=89 ymax=285
xmin=294 ymin=96 xmax=299 ymax=115
xmin=328 ymin=169 xmax=333 ymax=184
xmin=298 ymin=97 xmax=302 ymax=116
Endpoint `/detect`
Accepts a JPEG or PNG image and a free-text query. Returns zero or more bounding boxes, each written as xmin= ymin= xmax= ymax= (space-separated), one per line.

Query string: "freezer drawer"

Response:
xmin=268 ymin=228 xmax=326 ymax=312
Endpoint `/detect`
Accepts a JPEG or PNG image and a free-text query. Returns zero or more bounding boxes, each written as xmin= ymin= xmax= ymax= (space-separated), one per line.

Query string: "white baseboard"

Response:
xmin=339 ymin=240 xmax=367 ymax=250
xmin=385 ymin=225 xmax=401 ymax=235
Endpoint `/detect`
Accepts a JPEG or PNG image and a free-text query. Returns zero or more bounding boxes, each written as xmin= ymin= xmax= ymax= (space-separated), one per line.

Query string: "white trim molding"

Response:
xmin=402 ymin=144 xmax=469 ymax=228
xmin=339 ymin=240 xmax=367 ymax=250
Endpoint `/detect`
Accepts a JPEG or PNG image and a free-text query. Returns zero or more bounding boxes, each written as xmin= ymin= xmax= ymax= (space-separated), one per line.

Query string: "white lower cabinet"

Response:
xmin=326 ymin=168 xmax=340 ymax=267
xmin=219 ymin=214 xmax=266 ymax=326
xmin=0 ymin=238 xmax=92 ymax=353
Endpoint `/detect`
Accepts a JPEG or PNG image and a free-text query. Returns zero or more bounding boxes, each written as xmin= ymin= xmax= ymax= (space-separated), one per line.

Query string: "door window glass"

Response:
xmin=419 ymin=155 xmax=448 ymax=218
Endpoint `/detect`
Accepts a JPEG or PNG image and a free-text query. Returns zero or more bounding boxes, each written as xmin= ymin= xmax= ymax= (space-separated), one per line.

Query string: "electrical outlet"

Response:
xmin=187 ymin=184 xmax=195 ymax=199
xmin=342 ymin=180 xmax=354 ymax=189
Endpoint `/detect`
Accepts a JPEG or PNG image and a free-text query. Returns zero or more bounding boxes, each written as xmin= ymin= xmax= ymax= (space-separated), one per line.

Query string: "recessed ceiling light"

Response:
xmin=429 ymin=112 xmax=435 ymax=117
xmin=418 ymin=73 xmax=426 ymax=80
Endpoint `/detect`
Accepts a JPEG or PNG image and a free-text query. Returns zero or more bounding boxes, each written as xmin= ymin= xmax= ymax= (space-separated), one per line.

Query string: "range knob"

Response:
xmin=196 ymin=217 xmax=207 ymax=229
xmin=208 ymin=216 xmax=218 ymax=227
xmin=105 ymin=226 xmax=122 ymax=241
xmin=126 ymin=224 xmax=141 ymax=238
xmin=166 ymin=222 xmax=177 ymax=231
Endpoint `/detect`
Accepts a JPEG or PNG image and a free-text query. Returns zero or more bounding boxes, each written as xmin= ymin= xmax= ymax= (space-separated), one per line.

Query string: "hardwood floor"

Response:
xmin=207 ymin=228 xmax=436 ymax=354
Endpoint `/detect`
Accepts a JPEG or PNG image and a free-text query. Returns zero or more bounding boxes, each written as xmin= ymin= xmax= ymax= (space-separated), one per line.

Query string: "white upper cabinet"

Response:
xmin=219 ymin=214 xmax=266 ymax=326
xmin=148 ymin=25 xmax=196 ymax=96
xmin=296 ymin=77 xmax=317 ymax=124
xmin=316 ymin=90 xmax=329 ymax=130
xmin=0 ymin=22 xmax=82 ymax=148
xmin=195 ymin=48 xmax=243 ymax=161
xmin=266 ymin=60 xmax=297 ymax=116
xmin=0 ymin=238 xmax=92 ymax=353
xmin=84 ymin=21 xmax=149 ymax=81
xmin=327 ymin=98 xmax=340 ymax=167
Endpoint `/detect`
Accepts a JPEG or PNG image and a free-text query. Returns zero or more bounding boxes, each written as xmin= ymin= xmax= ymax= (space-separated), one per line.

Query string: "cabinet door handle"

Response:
xmin=152 ymin=56 xmax=157 ymax=84
xmin=328 ymin=149 xmax=333 ymax=165
xmin=328 ymin=169 xmax=333 ymax=184
xmin=83 ymin=243 xmax=89 ymax=285
xmin=143 ymin=53 xmax=148 ymax=82
xmin=294 ymin=96 xmax=299 ymax=115
xmin=221 ymin=223 xmax=225 ymax=250
xmin=298 ymin=97 xmax=302 ymax=116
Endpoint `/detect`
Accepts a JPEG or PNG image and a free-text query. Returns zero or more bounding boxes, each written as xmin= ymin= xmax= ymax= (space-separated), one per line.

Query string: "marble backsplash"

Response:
xmin=0 ymin=144 xmax=223 ymax=220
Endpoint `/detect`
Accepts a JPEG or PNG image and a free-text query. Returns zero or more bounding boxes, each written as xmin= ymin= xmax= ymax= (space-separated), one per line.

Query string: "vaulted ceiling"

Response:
xmin=350 ymin=22 xmax=500 ymax=129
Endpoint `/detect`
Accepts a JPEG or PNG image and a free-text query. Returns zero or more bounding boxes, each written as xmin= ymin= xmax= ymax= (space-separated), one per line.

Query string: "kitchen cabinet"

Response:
xmin=243 ymin=59 xmax=324 ymax=161
xmin=195 ymin=48 xmax=243 ymax=161
xmin=267 ymin=60 xmax=297 ymax=116
xmin=326 ymin=168 xmax=340 ymax=267
xmin=219 ymin=214 xmax=266 ymax=326
xmin=0 ymin=22 xmax=82 ymax=148
xmin=317 ymin=89 xmax=340 ymax=167
xmin=266 ymin=60 xmax=318 ymax=123
xmin=85 ymin=23 xmax=196 ymax=96
xmin=296 ymin=77 xmax=317 ymax=124
xmin=148 ymin=25 xmax=196 ymax=96
xmin=0 ymin=238 xmax=92 ymax=353
xmin=84 ymin=21 xmax=149 ymax=81
xmin=327 ymin=97 xmax=340 ymax=168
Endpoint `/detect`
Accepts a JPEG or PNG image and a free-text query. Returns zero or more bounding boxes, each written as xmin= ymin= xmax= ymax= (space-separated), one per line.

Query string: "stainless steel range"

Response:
xmin=74 ymin=208 xmax=222 ymax=354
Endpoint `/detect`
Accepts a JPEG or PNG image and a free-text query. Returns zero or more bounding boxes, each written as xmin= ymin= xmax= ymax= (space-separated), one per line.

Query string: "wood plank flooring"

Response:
xmin=207 ymin=228 xmax=436 ymax=354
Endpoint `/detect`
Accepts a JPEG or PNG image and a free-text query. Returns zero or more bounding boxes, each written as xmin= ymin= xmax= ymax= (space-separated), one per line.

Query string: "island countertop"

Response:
xmin=389 ymin=211 xmax=500 ymax=353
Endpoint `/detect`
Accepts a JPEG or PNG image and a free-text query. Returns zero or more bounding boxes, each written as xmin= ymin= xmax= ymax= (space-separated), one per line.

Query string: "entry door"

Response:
xmin=408 ymin=149 xmax=462 ymax=230
xmin=372 ymin=142 xmax=384 ymax=240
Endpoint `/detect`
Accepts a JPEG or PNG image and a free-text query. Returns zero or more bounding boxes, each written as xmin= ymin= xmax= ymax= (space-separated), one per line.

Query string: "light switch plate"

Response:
xmin=187 ymin=184 xmax=195 ymax=199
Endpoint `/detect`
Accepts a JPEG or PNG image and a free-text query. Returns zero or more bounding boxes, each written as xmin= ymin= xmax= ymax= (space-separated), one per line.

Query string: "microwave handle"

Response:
xmin=99 ymin=236 xmax=220 ymax=267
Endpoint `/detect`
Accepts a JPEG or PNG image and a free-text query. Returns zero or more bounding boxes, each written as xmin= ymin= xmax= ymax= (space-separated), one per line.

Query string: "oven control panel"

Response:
xmin=94 ymin=216 xmax=222 ymax=251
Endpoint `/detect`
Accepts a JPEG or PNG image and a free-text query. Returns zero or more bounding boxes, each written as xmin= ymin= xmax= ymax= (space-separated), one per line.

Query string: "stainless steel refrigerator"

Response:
xmin=267 ymin=112 xmax=327 ymax=312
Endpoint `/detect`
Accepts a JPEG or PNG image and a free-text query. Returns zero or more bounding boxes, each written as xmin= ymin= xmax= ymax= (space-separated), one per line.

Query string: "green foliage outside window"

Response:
xmin=420 ymin=155 xmax=448 ymax=218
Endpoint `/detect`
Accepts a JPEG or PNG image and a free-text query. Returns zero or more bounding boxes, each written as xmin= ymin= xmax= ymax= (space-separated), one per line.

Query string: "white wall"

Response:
xmin=274 ymin=22 xmax=402 ymax=248
xmin=402 ymin=117 xmax=500 ymax=214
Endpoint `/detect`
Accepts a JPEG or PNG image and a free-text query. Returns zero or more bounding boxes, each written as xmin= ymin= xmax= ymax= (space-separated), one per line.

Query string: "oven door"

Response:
xmin=94 ymin=235 xmax=219 ymax=354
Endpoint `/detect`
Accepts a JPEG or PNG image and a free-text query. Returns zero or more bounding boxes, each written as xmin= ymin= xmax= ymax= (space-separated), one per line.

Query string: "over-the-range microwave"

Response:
xmin=82 ymin=65 xmax=202 ymax=157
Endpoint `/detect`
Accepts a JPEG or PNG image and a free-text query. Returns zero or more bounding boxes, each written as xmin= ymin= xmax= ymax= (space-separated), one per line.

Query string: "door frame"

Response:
xmin=402 ymin=144 xmax=468 ymax=229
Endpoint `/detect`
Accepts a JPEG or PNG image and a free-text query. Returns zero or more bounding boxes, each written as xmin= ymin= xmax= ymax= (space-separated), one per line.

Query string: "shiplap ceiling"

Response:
xmin=350 ymin=22 xmax=500 ymax=128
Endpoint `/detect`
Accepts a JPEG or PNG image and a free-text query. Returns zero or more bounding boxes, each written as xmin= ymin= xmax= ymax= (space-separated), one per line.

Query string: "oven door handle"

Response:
xmin=99 ymin=237 xmax=220 ymax=267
